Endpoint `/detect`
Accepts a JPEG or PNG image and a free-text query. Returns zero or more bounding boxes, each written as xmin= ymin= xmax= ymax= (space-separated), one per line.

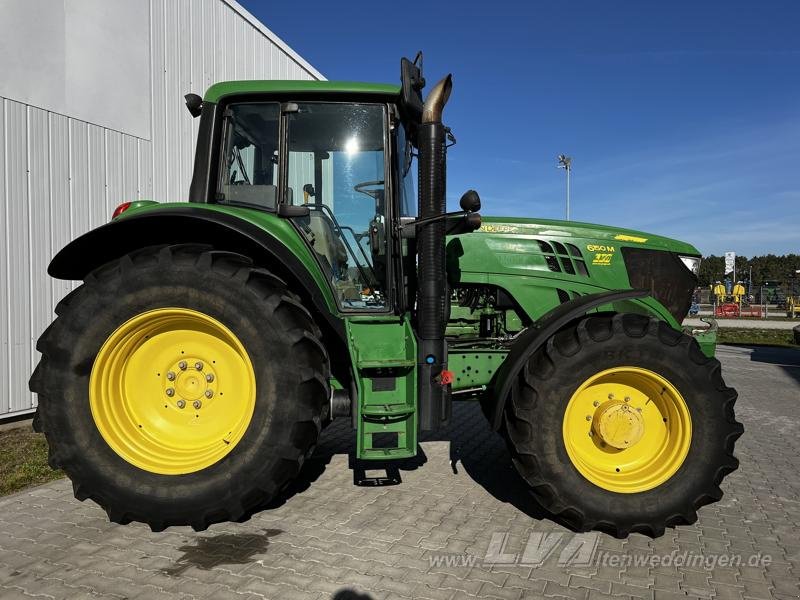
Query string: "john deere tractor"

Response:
xmin=30 ymin=56 xmax=742 ymax=538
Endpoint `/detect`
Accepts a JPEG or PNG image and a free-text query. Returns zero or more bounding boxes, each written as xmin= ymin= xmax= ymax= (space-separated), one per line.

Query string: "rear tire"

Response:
xmin=502 ymin=313 xmax=742 ymax=538
xmin=29 ymin=244 xmax=329 ymax=531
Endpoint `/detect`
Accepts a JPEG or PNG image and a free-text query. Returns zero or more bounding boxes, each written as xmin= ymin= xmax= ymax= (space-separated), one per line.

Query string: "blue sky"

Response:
xmin=241 ymin=1 xmax=800 ymax=256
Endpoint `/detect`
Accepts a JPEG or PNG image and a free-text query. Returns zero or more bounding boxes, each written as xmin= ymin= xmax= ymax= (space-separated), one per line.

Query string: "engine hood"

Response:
xmin=446 ymin=215 xmax=701 ymax=325
xmin=475 ymin=216 xmax=700 ymax=256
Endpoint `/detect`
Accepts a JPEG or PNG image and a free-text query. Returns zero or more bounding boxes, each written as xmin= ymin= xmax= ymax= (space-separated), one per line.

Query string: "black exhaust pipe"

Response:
xmin=417 ymin=74 xmax=452 ymax=431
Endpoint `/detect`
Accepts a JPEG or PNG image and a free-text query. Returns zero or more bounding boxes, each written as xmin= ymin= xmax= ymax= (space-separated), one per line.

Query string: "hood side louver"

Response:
xmin=537 ymin=240 xmax=590 ymax=277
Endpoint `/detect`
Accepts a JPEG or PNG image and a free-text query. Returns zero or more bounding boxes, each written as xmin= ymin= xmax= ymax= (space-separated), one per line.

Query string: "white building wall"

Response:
xmin=0 ymin=0 xmax=323 ymax=419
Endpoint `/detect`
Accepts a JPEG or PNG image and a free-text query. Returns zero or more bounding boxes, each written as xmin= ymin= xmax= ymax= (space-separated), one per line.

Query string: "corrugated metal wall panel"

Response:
xmin=1 ymin=0 xmax=322 ymax=419
xmin=201 ymin=0 xmax=216 ymax=91
xmin=151 ymin=0 xmax=168 ymax=203
xmin=105 ymin=129 xmax=124 ymax=218
xmin=48 ymin=113 xmax=73 ymax=307
xmin=177 ymin=0 xmax=195 ymax=202
xmin=0 ymin=101 xmax=9 ymax=414
xmin=87 ymin=124 xmax=107 ymax=230
xmin=122 ymin=135 xmax=140 ymax=202
xmin=138 ymin=139 xmax=154 ymax=201
xmin=189 ymin=1 xmax=205 ymax=160
xmin=212 ymin=0 xmax=226 ymax=89
xmin=163 ymin=0 xmax=180 ymax=202
xmin=69 ymin=120 xmax=91 ymax=239
xmin=5 ymin=100 xmax=32 ymax=414
xmin=26 ymin=108 xmax=52 ymax=394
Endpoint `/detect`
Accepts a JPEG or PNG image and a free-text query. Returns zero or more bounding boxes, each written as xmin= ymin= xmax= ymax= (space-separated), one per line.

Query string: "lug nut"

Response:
xmin=205 ymin=373 xmax=214 ymax=383
xmin=178 ymin=361 xmax=187 ymax=370
xmin=165 ymin=388 xmax=175 ymax=397
xmin=195 ymin=361 xmax=204 ymax=371
xmin=593 ymin=400 xmax=600 ymax=407
xmin=205 ymin=389 xmax=214 ymax=398
xmin=585 ymin=415 xmax=592 ymax=421
xmin=166 ymin=371 xmax=176 ymax=381
xmin=608 ymin=393 xmax=615 ymax=400
xmin=176 ymin=399 xmax=186 ymax=409
xmin=624 ymin=396 xmax=631 ymax=403
xmin=193 ymin=400 xmax=202 ymax=409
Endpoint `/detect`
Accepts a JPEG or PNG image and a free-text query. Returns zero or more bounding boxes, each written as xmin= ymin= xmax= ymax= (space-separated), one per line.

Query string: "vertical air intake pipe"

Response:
xmin=417 ymin=74 xmax=452 ymax=431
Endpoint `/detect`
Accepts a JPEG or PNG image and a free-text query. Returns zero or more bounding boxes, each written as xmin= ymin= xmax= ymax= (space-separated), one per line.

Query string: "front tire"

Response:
xmin=502 ymin=313 xmax=742 ymax=538
xmin=30 ymin=244 xmax=329 ymax=531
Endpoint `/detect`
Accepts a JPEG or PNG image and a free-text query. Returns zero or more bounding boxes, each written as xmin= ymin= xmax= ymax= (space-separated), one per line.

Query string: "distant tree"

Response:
xmin=698 ymin=255 xmax=725 ymax=285
xmin=698 ymin=254 xmax=800 ymax=289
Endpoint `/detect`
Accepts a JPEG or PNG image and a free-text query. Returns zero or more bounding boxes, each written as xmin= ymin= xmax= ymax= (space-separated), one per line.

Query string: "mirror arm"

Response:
xmin=400 ymin=211 xmax=481 ymax=238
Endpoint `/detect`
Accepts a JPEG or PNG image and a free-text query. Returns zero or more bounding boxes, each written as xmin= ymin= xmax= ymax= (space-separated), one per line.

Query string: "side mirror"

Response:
xmin=184 ymin=93 xmax=203 ymax=118
xmin=464 ymin=212 xmax=482 ymax=231
xmin=459 ymin=189 xmax=481 ymax=212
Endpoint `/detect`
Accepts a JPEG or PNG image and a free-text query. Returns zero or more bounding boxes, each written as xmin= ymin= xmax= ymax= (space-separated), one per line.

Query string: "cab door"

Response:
xmin=284 ymin=102 xmax=392 ymax=312
xmin=283 ymin=101 xmax=418 ymax=458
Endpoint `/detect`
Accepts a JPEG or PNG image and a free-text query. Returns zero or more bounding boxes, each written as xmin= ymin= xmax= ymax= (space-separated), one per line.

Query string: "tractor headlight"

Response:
xmin=678 ymin=255 xmax=701 ymax=276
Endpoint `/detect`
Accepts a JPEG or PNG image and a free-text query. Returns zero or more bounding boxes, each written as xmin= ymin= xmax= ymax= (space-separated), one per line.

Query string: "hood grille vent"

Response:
xmin=537 ymin=240 xmax=590 ymax=277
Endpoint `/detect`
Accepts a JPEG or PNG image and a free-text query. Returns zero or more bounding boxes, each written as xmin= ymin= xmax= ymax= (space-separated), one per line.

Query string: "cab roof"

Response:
xmin=204 ymin=80 xmax=401 ymax=103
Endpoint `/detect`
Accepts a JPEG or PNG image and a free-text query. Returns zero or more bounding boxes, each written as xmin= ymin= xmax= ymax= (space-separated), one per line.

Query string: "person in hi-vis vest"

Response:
xmin=712 ymin=281 xmax=726 ymax=303
xmin=732 ymin=281 xmax=746 ymax=303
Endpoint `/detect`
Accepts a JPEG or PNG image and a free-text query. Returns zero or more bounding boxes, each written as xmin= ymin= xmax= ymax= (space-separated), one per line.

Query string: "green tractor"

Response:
xmin=30 ymin=56 xmax=741 ymax=538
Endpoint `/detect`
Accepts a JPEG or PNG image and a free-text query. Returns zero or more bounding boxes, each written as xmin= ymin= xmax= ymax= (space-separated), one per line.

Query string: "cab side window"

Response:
xmin=218 ymin=103 xmax=280 ymax=210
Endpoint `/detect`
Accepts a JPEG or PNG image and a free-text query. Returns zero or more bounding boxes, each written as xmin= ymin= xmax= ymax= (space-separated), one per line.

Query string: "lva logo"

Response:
xmin=483 ymin=531 xmax=600 ymax=567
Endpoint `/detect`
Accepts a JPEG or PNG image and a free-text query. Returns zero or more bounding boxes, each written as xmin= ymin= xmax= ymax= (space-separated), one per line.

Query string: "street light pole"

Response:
xmin=557 ymin=154 xmax=572 ymax=220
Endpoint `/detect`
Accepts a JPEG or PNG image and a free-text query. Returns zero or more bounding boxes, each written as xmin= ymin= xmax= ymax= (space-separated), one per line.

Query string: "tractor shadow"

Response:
xmin=332 ymin=590 xmax=375 ymax=600
xmin=349 ymin=446 xmax=428 ymax=486
xmin=334 ymin=403 xmax=557 ymax=526
xmin=423 ymin=402 xmax=555 ymax=524
xmin=162 ymin=529 xmax=282 ymax=576
xmin=239 ymin=403 xmax=562 ymax=530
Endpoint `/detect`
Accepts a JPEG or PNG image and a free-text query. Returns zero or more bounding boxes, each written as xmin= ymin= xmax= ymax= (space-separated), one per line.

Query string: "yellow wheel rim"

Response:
xmin=90 ymin=308 xmax=256 ymax=475
xmin=562 ymin=367 xmax=691 ymax=493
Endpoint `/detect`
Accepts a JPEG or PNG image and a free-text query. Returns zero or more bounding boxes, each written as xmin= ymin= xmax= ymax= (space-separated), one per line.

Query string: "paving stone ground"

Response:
xmin=1 ymin=345 xmax=798 ymax=600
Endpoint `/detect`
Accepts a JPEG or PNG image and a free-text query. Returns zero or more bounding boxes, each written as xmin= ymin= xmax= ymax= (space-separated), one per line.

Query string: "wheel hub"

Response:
xmin=169 ymin=359 xmax=216 ymax=403
xmin=592 ymin=400 xmax=645 ymax=449
xmin=562 ymin=367 xmax=692 ymax=493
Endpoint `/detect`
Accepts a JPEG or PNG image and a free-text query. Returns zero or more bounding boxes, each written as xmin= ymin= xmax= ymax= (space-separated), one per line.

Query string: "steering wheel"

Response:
xmin=354 ymin=180 xmax=384 ymax=201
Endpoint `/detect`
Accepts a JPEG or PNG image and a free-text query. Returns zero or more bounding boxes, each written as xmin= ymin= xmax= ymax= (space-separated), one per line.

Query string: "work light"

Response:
xmin=679 ymin=255 xmax=701 ymax=275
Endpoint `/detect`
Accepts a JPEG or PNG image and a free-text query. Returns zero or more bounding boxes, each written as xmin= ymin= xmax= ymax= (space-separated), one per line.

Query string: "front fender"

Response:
xmin=484 ymin=288 xmax=650 ymax=430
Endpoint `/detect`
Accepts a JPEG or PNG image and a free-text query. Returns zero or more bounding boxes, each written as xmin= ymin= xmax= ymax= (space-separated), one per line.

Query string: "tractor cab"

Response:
xmin=185 ymin=56 xmax=473 ymax=320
